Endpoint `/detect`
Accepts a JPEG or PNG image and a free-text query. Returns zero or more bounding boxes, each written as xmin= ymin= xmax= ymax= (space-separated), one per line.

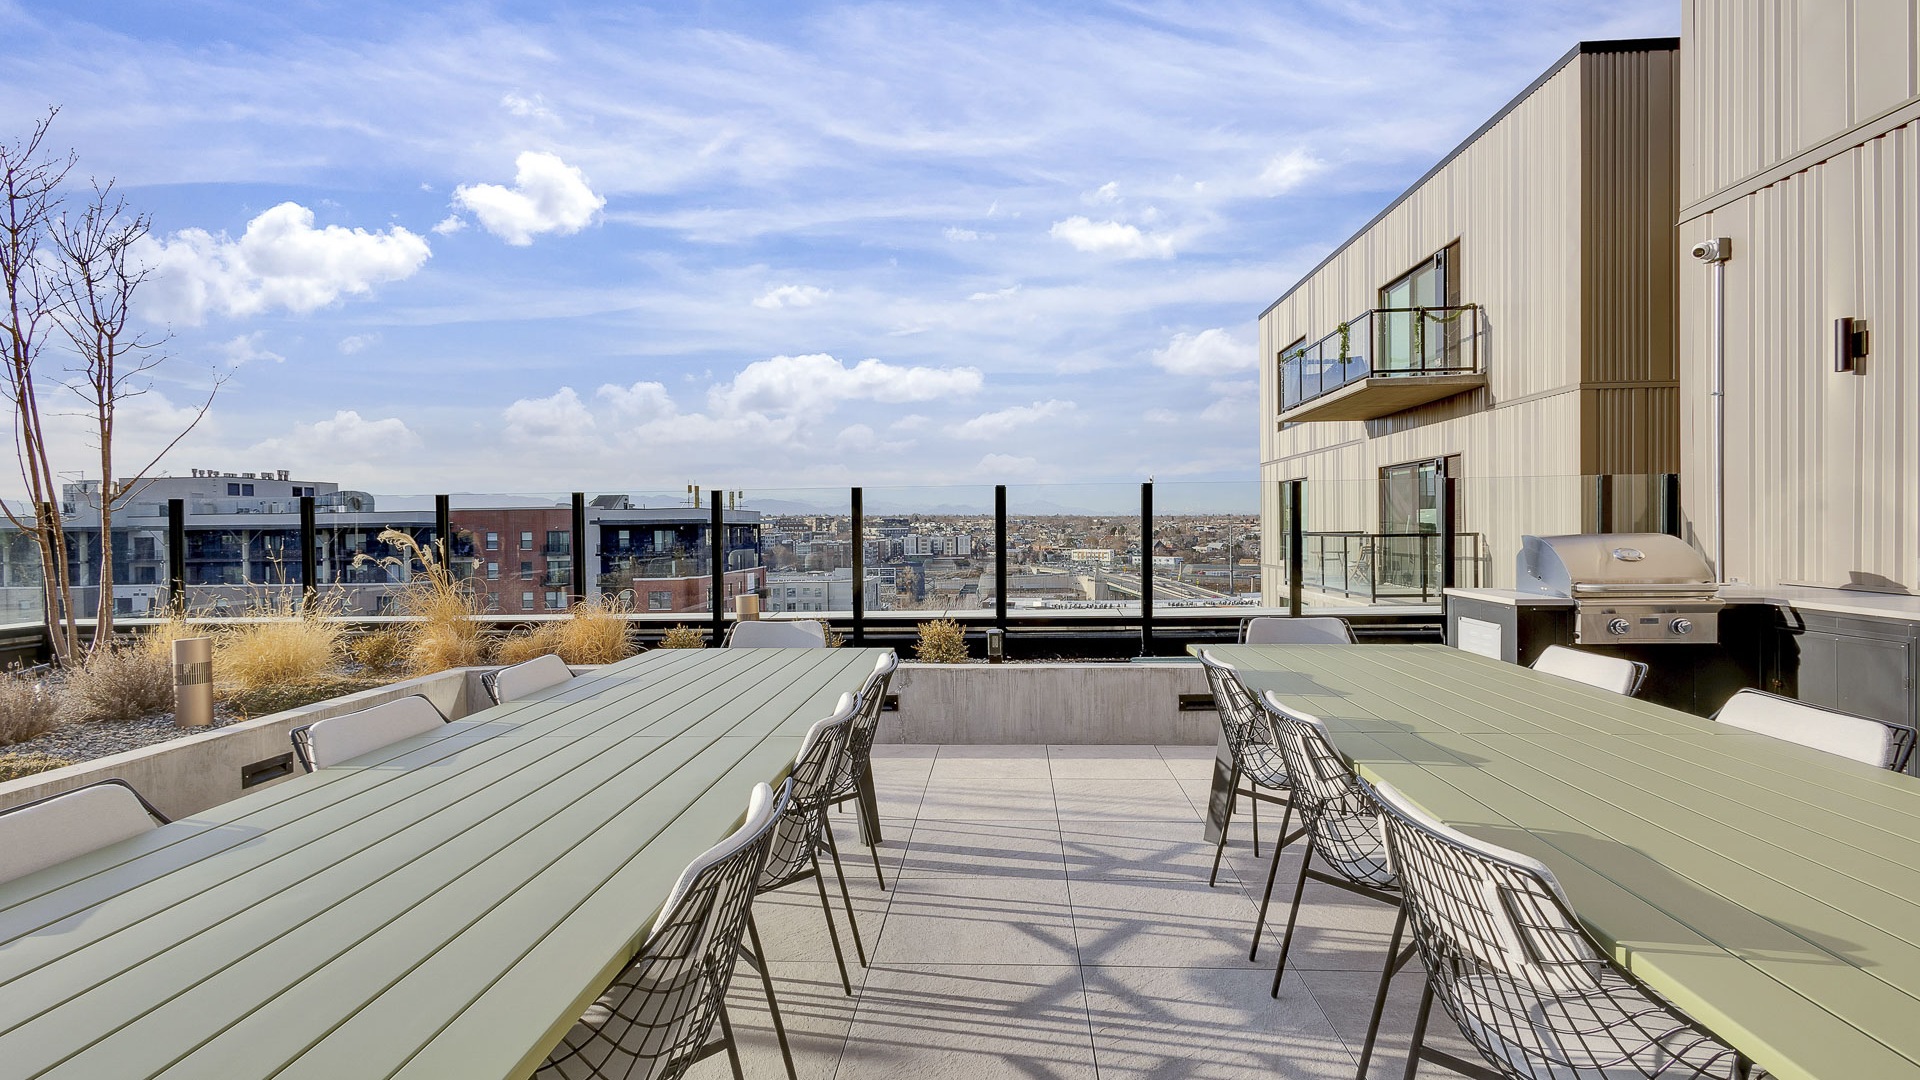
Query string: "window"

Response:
xmin=520 ymin=531 xmax=533 ymax=550
xmin=243 ymin=484 xmax=254 ymax=496
xmin=486 ymin=594 xmax=500 ymax=612
xmin=1378 ymin=244 xmax=1459 ymax=372
xmin=648 ymin=590 xmax=672 ymax=611
xmin=486 ymin=561 xmax=499 ymax=580
xmin=227 ymin=483 xmax=239 ymax=495
xmin=521 ymin=592 xmax=535 ymax=610
xmin=225 ymin=482 xmax=254 ymax=496
xmin=486 ymin=532 xmax=499 ymax=550
xmin=520 ymin=561 xmax=534 ymax=579
xmin=546 ymin=591 xmax=565 ymax=609
xmin=546 ymin=529 xmax=569 ymax=553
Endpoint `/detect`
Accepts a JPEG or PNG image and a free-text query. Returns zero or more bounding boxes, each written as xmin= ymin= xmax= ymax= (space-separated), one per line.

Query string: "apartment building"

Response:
xmin=1257 ymin=39 xmax=1681 ymax=598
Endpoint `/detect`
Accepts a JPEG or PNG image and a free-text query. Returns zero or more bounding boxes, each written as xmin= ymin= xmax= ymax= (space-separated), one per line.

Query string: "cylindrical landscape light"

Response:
xmin=173 ymin=636 xmax=214 ymax=727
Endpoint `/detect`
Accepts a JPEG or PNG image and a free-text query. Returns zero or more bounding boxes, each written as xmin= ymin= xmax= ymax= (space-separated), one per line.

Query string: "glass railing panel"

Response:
xmin=0 ymin=515 xmax=47 ymax=627
xmin=1005 ymin=483 xmax=1143 ymax=618
xmin=1149 ymin=480 xmax=1262 ymax=613
xmin=738 ymin=487 xmax=850 ymax=617
xmin=438 ymin=493 xmax=573 ymax=617
xmin=590 ymin=489 xmax=726 ymax=617
xmin=307 ymin=493 xmax=438 ymax=617
xmin=859 ymin=485 xmax=994 ymax=617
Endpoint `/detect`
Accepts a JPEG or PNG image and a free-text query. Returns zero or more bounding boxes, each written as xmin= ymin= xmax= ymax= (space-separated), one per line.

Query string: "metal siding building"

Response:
xmin=1258 ymin=41 xmax=1680 ymax=597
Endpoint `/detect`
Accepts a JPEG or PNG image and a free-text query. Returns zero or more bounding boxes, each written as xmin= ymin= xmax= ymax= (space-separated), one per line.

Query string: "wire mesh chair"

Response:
xmin=824 ymin=652 xmax=900 ymax=889
xmin=1197 ymin=650 xmax=1299 ymax=901
xmin=1714 ymin=688 xmax=1915 ymax=771
xmin=484 ymin=653 xmax=575 ymax=704
xmin=0 ymin=778 xmax=170 ymax=887
xmin=1365 ymin=778 xmax=1755 ymax=1080
xmin=728 ymin=695 xmax=862 ymax=1080
xmin=537 ymin=780 xmax=793 ymax=1080
xmin=1258 ymin=693 xmax=1415 ymax=1080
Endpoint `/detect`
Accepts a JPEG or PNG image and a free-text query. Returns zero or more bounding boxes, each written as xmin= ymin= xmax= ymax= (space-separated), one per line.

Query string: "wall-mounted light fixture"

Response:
xmin=1834 ymin=317 xmax=1868 ymax=374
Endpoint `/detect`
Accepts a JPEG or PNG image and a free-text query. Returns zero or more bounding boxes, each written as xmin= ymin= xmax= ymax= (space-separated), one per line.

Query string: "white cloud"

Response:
xmin=138 ymin=202 xmax=430 ymax=325
xmin=952 ymin=399 xmax=1076 ymax=440
xmin=501 ymin=91 xmax=556 ymax=120
xmin=1144 ymin=408 xmax=1181 ymax=424
xmin=967 ymin=284 xmax=1020 ymax=302
xmin=943 ymin=227 xmax=979 ymax=242
xmin=752 ymin=284 xmax=829 ymax=310
xmin=431 ymin=215 xmax=467 ymax=235
xmin=890 ymin=413 xmax=931 ymax=431
xmin=337 ymin=333 xmax=380 ymax=355
xmin=453 ymin=151 xmax=605 ymax=245
xmin=976 ymin=453 xmax=1039 ymax=477
xmin=595 ymin=380 xmax=676 ymax=421
xmin=1048 ymin=216 xmax=1174 ymax=259
xmin=503 ymin=386 xmax=597 ymax=443
xmin=708 ymin=354 xmax=982 ymax=416
xmin=1084 ymin=181 xmax=1121 ymax=205
xmin=1259 ymin=147 xmax=1324 ymax=194
xmin=220 ymin=332 xmax=283 ymax=367
xmin=1151 ymin=328 xmax=1250 ymax=376
xmin=248 ymin=410 xmax=421 ymax=458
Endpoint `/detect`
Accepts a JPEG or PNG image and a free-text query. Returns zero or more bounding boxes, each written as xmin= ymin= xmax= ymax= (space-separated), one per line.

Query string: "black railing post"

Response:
xmin=1662 ymin=473 xmax=1682 ymax=538
xmin=299 ymin=496 xmax=317 ymax=611
xmin=434 ymin=495 xmax=451 ymax=559
xmin=850 ymin=487 xmax=865 ymax=647
xmin=167 ymin=498 xmax=186 ymax=611
xmin=1286 ymin=480 xmax=1304 ymax=617
xmin=1440 ymin=476 xmax=1458 ymax=594
xmin=709 ymin=491 xmax=726 ymax=646
xmin=994 ymin=485 xmax=1008 ymax=639
xmin=570 ymin=492 xmax=588 ymax=603
xmin=1140 ymin=481 xmax=1154 ymax=656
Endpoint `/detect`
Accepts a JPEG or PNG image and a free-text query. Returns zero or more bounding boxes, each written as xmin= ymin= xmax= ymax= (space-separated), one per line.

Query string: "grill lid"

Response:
xmin=1517 ymin=533 xmax=1716 ymax=598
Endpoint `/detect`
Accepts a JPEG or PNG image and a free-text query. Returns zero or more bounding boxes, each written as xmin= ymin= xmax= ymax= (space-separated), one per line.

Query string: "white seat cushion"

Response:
xmin=0 ymin=784 xmax=160 ymax=886
xmin=304 ymin=696 xmax=447 ymax=768
xmin=1531 ymin=646 xmax=1645 ymax=697
xmin=1242 ymin=617 xmax=1355 ymax=645
xmin=1715 ymin=689 xmax=1895 ymax=767
xmin=492 ymin=654 xmax=575 ymax=702
xmin=727 ymin=621 xmax=827 ymax=648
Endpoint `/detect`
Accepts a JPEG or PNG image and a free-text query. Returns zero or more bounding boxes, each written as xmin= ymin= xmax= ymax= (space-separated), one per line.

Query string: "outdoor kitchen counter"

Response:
xmin=1720 ymin=583 xmax=1920 ymax=623
xmin=1202 ymin=642 xmax=1920 ymax=1080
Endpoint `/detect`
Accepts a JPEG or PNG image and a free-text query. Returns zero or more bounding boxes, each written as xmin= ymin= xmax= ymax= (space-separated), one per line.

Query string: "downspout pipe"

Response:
xmin=1692 ymin=237 xmax=1732 ymax=581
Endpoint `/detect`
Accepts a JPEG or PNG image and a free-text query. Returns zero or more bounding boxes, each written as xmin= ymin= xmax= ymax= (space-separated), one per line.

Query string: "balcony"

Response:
xmin=1278 ymin=305 xmax=1482 ymax=423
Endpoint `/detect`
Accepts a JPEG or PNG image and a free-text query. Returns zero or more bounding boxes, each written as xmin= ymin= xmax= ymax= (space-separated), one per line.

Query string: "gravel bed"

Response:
xmin=4 ymin=705 xmax=248 ymax=765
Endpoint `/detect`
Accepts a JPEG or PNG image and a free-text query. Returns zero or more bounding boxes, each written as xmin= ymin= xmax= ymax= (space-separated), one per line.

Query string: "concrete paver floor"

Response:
xmin=686 ymin=744 xmax=1479 ymax=1080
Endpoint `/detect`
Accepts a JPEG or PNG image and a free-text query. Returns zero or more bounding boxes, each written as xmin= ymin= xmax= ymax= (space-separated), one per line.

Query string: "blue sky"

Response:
xmin=1 ymin=0 xmax=1678 ymax=499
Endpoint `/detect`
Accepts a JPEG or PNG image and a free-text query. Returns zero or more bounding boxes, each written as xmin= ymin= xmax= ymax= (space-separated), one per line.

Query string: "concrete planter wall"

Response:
xmin=883 ymin=661 xmax=1214 ymax=744
xmin=0 ymin=667 xmax=499 ymax=819
xmin=0 ymin=660 xmax=1217 ymax=819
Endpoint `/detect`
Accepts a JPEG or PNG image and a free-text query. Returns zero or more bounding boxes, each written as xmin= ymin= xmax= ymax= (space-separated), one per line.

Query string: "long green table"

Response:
xmin=0 ymin=646 xmax=890 ymax=1080
xmin=1203 ymin=643 xmax=1920 ymax=1080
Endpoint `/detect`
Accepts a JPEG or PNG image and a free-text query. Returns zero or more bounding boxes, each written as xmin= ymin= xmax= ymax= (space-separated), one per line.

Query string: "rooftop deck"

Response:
xmin=699 ymin=743 xmax=1476 ymax=1079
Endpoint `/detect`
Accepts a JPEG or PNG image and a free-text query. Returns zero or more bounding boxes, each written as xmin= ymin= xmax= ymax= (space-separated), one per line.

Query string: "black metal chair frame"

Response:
xmin=0 ymin=777 xmax=171 ymax=825
xmin=1258 ymin=693 xmax=1414 ymax=1080
xmin=1198 ymin=651 xmax=1300 ymax=900
xmin=824 ymin=653 xmax=898 ymax=890
xmin=537 ymin=781 xmax=793 ymax=1080
xmin=1364 ymin=777 xmax=1757 ymax=1080
xmin=738 ymin=697 xmax=865 ymax=1080
xmin=289 ymin=694 xmax=451 ymax=773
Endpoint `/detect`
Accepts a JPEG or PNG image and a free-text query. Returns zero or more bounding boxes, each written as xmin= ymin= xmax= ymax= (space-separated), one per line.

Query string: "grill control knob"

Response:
xmin=1670 ymin=618 xmax=1694 ymax=636
xmin=1607 ymin=618 xmax=1631 ymax=636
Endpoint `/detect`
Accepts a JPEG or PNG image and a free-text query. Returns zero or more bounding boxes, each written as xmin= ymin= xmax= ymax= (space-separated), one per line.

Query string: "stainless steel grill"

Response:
xmin=1517 ymin=533 xmax=1723 ymax=644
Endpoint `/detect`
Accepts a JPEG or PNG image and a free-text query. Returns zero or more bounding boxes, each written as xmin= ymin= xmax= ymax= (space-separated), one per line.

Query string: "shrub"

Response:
xmin=349 ymin=627 xmax=408 ymax=674
xmin=554 ymin=598 xmax=635 ymax=665
xmin=913 ymin=619 xmax=969 ymax=663
xmin=63 ymin=645 xmax=173 ymax=723
xmin=495 ymin=624 xmax=562 ymax=665
xmin=0 ymin=671 xmax=61 ymax=746
xmin=361 ymin=531 xmax=488 ymax=674
xmin=0 ymin=752 xmax=76 ymax=782
xmin=819 ymin=621 xmax=845 ymax=648
xmin=658 ymin=624 xmax=707 ymax=649
xmin=215 ymin=594 xmax=346 ymax=692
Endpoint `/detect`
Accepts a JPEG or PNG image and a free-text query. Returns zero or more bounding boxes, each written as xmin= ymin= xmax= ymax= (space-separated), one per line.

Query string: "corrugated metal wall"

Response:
xmin=1258 ymin=46 xmax=1679 ymax=597
xmin=1678 ymin=0 xmax=1920 ymax=591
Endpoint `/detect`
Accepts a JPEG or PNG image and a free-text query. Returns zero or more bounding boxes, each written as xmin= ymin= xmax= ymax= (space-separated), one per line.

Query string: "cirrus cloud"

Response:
xmin=453 ymin=151 xmax=606 ymax=245
xmin=138 ymin=202 xmax=430 ymax=325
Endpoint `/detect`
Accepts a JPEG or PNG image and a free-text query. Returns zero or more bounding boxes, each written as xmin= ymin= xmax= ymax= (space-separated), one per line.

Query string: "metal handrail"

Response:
xmin=1279 ymin=304 xmax=1480 ymax=414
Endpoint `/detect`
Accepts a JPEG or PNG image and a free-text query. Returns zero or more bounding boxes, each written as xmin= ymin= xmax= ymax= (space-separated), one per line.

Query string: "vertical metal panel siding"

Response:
xmin=1682 ymin=0 xmax=1919 ymax=207
xmin=1581 ymin=48 xmax=1682 ymax=474
xmin=1679 ymin=120 xmax=1919 ymax=590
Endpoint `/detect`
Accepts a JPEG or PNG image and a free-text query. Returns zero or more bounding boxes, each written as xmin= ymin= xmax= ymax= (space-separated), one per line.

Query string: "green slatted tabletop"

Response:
xmin=1201 ymin=643 xmax=1920 ymax=1080
xmin=0 ymin=646 xmax=891 ymax=1080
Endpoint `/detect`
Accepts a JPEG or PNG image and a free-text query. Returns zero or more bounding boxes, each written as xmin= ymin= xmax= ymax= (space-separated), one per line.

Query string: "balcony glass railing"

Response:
xmin=1279 ymin=304 xmax=1480 ymax=414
